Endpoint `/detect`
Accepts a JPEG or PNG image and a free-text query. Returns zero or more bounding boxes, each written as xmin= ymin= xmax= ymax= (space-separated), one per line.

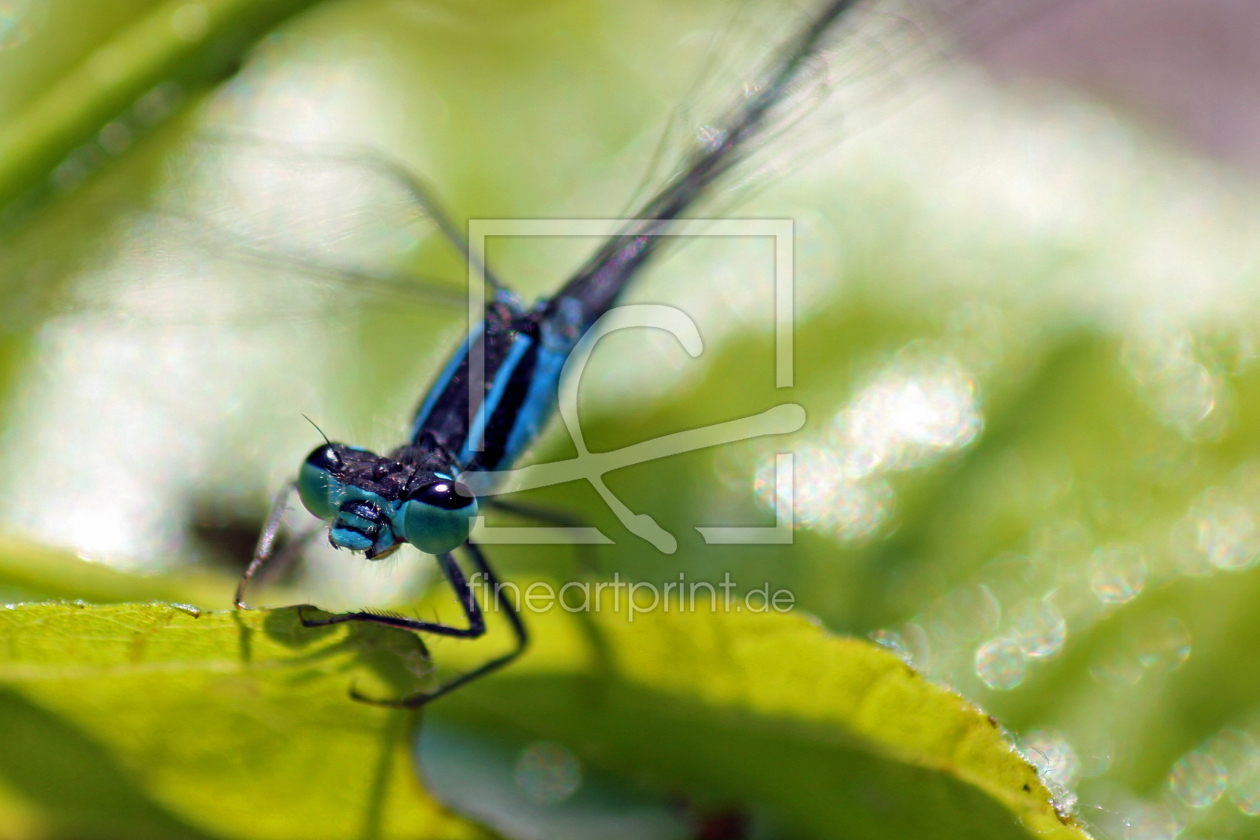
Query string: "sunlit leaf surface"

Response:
xmin=420 ymin=589 xmax=1090 ymax=840
xmin=0 ymin=602 xmax=478 ymax=840
xmin=0 ymin=595 xmax=1087 ymax=840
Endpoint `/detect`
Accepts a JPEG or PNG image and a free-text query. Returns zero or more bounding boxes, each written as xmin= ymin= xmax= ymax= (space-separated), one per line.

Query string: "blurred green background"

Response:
xmin=2 ymin=0 xmax=1260 ymax=838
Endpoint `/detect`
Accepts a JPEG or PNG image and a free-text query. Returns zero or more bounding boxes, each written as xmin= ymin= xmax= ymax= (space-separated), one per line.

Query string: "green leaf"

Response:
xmin=424 ymin=586 xmax=1090 ymax=840
xmin=0 ymin=602 xmax=484 ymax=840
xmin=0 ymin=593 xmax=1088 ymax=839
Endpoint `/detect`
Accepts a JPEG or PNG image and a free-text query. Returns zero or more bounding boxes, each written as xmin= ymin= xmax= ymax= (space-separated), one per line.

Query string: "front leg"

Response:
xmin=297 ymin=551 xmax=486 ymax=638
xmin=235 ymin=481 xmax=298 ymax=610
xmin=351 ymin=540 xmax=528 ymax=708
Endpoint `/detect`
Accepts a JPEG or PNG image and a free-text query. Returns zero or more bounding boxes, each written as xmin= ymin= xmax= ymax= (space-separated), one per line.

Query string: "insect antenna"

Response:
xmin=302 ymin=414 xmax=333 ymax=447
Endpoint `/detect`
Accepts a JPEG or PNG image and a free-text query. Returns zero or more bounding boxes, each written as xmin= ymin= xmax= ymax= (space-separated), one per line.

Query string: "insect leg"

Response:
xmin=254 ymin=522 xmax=322 ymax=587
xmin=235 ymin=481 xmax=297 ymax=610
xmin=348 ymin=540 xmax=528 ymax=708
xmin=297 ymin=551 xmax=486 ymax=638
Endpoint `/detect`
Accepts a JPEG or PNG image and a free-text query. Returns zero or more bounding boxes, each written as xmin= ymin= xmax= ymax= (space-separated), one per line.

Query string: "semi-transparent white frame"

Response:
xmin=462 ymin=218 xmax=799 ymax=551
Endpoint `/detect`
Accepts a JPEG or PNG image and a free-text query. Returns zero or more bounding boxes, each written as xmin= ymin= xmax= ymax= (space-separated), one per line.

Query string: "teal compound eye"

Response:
xmin=296 ymin=444 xmax=346 ymax=520
xmin=401 ymin=478 xmax=478 ymax=555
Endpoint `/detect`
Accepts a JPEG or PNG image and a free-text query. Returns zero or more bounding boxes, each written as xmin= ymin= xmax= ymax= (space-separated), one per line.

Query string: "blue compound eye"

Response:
xmin=297 ymin=444 xmax=345 ymax=520
xmin=402 ymin=479 xmax=478 ymax=555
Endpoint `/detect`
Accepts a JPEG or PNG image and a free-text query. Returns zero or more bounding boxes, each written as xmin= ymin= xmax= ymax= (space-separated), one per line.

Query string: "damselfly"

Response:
xmin=227 ymin=0 xmax=1039 ymax=706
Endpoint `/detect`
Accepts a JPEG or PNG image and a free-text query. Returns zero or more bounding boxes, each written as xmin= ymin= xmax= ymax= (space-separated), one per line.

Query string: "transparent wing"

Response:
xmin=618 ymin=0 xmax=1064 ymax=219
xmin=71 ymin=135 xmax=475 ymax=329
xmin=169 ymin=134 xmax=502 ymax=287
